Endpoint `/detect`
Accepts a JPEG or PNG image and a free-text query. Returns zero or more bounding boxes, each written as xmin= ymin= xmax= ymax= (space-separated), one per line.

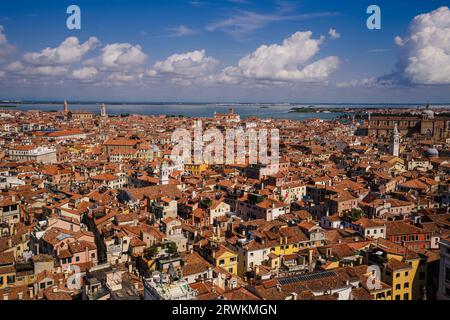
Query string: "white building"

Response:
xmin=143 ymin=273 xmax=197 ymax=300
xmin=437 ymin=237 xmax=450 ymax=300
xmin=8 ymin=146 xmax=57 ymax=164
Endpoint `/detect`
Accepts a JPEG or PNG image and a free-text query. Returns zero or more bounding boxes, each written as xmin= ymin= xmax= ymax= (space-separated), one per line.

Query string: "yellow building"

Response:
xmin=202 ymin=243 xmax=238 ymax=275
xmin=382 ymin=257 xmax=413 ymax=300
xmin=0 ymin=267 xmax=16 ymax=290
xmin=0 ymin=252 xmax=16 ymax=290
xmin=271 ymin=236 xmax=311 ymax=256
xmin=368 ymin=239 xmax=427 ymax=300
xmin=236 ymin=228 xmax=319 ymax=277
xmin=358 ymin=271 xmax=393 ymax=300
xmin=184 ymin=164 xmax=208 ymax=175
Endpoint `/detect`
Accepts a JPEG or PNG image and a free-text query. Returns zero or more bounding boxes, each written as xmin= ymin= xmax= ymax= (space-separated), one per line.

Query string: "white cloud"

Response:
xmin=217 ymin=31 xmax=340 ymax=83
xmin=393 ymin=6 xmax=450 ymax=85
xmin=394 ymin=36 xmax=404 ymax=47
xmin=336 ymin=77 xmax=378 ymax=88
xmin=328 ymin=28 xmax=341 ymax=40
xmin=0 ymin=25 xmax=7 ymax=45
xmin=5 ymin=61 xmax=25 ymax=72
xmin=151 ymin=50 xmax=218 ymax=78
xmin=86 ymin=43 xmax=147 ymax=71
xmin=26 ymin=66 xmax=68 ymax=76
xmin=4 ymin=60 xmax=67 ymax=77
xmin=0 ymin=25 xmax=16 ymax=59
xmin=206 ymin=3 xmax=338 ymax=39
xmin=70 ymin=67 xmax=98 ymax=81
xmin=105 ymin=72 xmax=144 ymax=86
xmin=166 ymin=25 xmax=197 ymax=37
xmin=23 ymin=37 xmax=99 ymax=65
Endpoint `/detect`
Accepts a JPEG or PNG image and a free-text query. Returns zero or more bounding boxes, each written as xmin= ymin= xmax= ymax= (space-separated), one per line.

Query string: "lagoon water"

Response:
xmin=10 ymin=102 xmax=448 ymax=120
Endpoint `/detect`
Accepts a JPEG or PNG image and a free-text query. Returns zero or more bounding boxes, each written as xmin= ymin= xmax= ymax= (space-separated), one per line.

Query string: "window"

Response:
xmin=228 ymin=268 xmax=233 ymax=273
xmin=0 ymin=276 xmax=3 ymax=286
xmin=395 ymin=295 xmax=401 ymax=300
xmin=219 ymin=259 xmax=225 ymax=266
xmin=7 ymin=275 xmax=15 ymax=284
xmin=39 ymin=282 xmax=45 ymax=289
xmin=404 ymin=282 xmax=409 ymax=289
xmin=396 ymin=272 xmax=400 ymax=278
xmin=403 ymin=293 xmax=409 ymax=300
xmin=396 ymin=284 xmax=401 ymax=290
xmin=405 ymin=271 xmax=409 ymax=277
xmin=76 ymin=256 xmax=80 ymax=262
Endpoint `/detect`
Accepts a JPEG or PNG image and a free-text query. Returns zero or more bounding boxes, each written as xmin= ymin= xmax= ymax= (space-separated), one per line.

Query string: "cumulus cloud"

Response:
xmin=392 ymin=6 xmax=450 ymax=85
xmin=151 ymin=50 xmax=218 ymax=78
xmin=0 ymin=25 xmax=16 ymax=59
xmin=336 ymin=77 xmax=379 ymax=88
xmin=86 ymin=43 xmax=147 ymax=71
xmin=4 ymin=60 xmax=68 ymax=77
xmin=328 ymin=28 xmax=341 ymax=40
xmin=23 ymin=37 xmax=99 ymax=65
xmin=216 ymin=31 xmax=340 ymax=83
xmin=70 ymin=67 xmax=98 ymax=81
xmin=27 ymin=66 xmax=68 ymax=76
xmin=5 ymin=61 xmax=25 ymax=72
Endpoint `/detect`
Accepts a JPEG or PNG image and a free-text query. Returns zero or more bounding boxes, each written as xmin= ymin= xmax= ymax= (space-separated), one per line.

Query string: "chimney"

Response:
xmin=308 ymin=249 xmax=313 ymax=263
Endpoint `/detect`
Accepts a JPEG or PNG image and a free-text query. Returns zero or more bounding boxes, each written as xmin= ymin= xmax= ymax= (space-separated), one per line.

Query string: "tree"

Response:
xmin=145 ymin=246 xmax=158 ymax=258
xmin=167 ymin=242 xmax=178 ymax=254
xmin=200 ymin=199 xmax=212 ymax=208
xmin=351 ymin=209 xmax=363 ymax=221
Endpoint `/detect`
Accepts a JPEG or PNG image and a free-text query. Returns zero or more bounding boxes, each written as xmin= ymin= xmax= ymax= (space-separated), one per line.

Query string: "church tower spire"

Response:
xmin=390 ymin=123 xmax=400 ymax=157
xmin=100 ymin=103 xmax=107 ymax=117
xmin=63 ymin=100 xmax=69 ymax=113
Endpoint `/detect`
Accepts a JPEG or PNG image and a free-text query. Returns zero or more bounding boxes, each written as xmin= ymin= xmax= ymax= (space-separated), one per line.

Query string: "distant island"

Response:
xmin=0 ymin=105 xmax=17 ymax=109
xmin=290 ymin=106 xmax=323 ymax=113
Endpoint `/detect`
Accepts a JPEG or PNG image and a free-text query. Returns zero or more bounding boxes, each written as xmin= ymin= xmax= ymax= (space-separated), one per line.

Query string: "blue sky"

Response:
xmin=0 ymin=0 xmax=449 ymax=102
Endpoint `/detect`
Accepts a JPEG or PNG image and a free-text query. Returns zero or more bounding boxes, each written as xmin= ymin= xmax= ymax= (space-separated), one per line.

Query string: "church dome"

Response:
xmin=425 ymin=147 xmax=439 ymax=157
xmin=422 ymin=109 xmax=435 ymax=120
